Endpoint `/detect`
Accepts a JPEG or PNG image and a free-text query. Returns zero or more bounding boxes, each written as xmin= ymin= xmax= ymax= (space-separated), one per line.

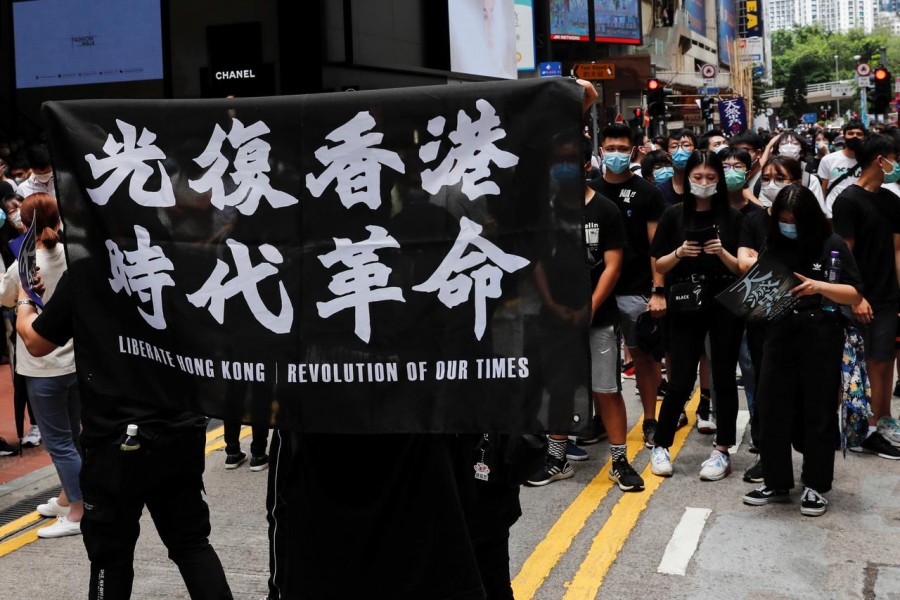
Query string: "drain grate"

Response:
xmin=0 ymin=484 xmax=61 ymax=531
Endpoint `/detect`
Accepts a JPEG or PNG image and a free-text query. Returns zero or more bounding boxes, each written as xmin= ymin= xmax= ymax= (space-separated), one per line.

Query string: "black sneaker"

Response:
xmin=525 ymin=455 xmax=574 ymax=486
xmin=576 ymin=416 xmax=607 ymax=446
xmin=736 ymin=376 xmax=744 ymax=390
xmin=609 ymin=459 xmax=645 ymax=492
xmin=894 ymin=381 xmax=900 ymax=399
xmin=249 ymin=454 xmax=269 ymax=472
xmin=742 ymin=485 xmax=790 ymax=506
xmin=800 ymin=487 xmax=828 ymax=516
xmin=642 ymin=418 xmax=658 ymax=449
xmin=849 ymin=432 xmax=900 ymax=460
xmin=742 ymin=456 xmax=764 ymax=483
xmin=0 ymin=436 xmax=20 ymax=457
xmin=676 ymin=411 xmax=689 ymax=429
xmin=225 ymin=451 xmax=247 ymax=469
xmin=657 ymin=379 xmax=668 ymax=399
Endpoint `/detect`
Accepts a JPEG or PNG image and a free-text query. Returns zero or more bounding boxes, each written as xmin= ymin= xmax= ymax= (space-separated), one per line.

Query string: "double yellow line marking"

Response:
xmin=513 ymin=390 xmax=701 ymax=600
xmin=0 ymin=424 xmax=249 ymax=557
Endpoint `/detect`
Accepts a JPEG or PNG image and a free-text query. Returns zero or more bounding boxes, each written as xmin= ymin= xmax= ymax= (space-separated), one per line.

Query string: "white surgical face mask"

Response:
xmin=690 ymin=181 xmax=717 ymax=198
xmin=32 ymin=171 xmax=53 ymax=185
xmin=779 ymin=144 xmax=801 ymax=159
xmin=759 ymin=181 xmax=787 ymax=207
xmin=9 ymin=210 xmax=22 ymax=230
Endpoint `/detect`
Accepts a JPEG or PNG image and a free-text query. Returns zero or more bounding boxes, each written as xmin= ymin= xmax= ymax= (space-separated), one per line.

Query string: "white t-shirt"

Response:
xmin=817 ymin=151 xmax=859 ymax=212
xmin=17 ymin=174 xmax=55 ymax=199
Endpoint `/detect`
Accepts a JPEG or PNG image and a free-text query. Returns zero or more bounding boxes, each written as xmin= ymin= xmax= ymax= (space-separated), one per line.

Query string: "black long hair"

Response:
xmin=766 ymin=183 xmax=831 ymax=265
xmin=682 ymin=150 xmax=729 ymax=213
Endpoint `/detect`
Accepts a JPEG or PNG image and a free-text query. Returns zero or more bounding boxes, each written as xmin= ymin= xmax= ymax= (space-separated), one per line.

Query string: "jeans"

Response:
xmin=25 ymin=373 xmax=81 ymax=502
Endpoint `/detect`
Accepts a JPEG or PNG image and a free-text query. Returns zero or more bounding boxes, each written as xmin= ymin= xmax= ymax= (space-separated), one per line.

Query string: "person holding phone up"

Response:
xmin=648 ymin=150 xmax=745 ymax=480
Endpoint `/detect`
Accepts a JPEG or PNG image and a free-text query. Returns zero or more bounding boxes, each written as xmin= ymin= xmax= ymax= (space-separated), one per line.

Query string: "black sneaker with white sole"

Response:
xmin=609 ymin=459 xmax=645 ymax=492
xmin=642 ymin=418 xmax=657 ymax=449
xmin=225 ymin=451 xmax=247 ymax=469
xmin=800 ymin=487 xmax=828 ymax=516
xmin=249 ymin=454 xmax=269 ymax=471
xmin=742 ymin=485 xmax=790 ymax=506
xmin=849 ymin=432 xmax=900 ymax=460
xmin=525 ymin=455 xmax=574 ymax=486
xmin=742 ymin=457 xmax=764 ymax=483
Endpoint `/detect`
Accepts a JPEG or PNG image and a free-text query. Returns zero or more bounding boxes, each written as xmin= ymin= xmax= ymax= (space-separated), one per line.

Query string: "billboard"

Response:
xmin=550 ymin=0 xmax=589 ymax=41
xmin=13 ymin=0 xmax=164 ymax=89
xmin=449 ymin=0 xmax=518 ymax=79
xmin=741 ymin=0 xmax=763 ymax=37
xmin=685 ymin=0 xmax=706 ymax=36
xmin=593 ymin=0 xmax=642 ymax=44
xmin=718 ymin=0 xmax=736 ymax=66
xmin=515 ymin=0 xmax=536 ymax=71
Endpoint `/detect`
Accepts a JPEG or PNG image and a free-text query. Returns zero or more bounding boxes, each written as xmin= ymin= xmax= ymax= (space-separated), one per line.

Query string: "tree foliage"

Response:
xmin=770 ymin=24 xmax=900 ymax=89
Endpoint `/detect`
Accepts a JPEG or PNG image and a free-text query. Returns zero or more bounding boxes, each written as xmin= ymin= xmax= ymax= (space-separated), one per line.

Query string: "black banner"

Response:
xmin=715 ymin=251 xmax=802 ymax=322
xmin=43 ymin=78 xmax=593 ymax=434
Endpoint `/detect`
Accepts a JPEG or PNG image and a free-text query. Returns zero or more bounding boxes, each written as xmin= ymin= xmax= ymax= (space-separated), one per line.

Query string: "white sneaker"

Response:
xmin=696 ymin=411 xmax=717 ymax=434
xmin=37 ymin=516 xmax=82 ymax=538
xmin=36 ymin=497 xmax=70 ymax=518
xmin=22 ymin=425 xmax=41 ymax=447
xmin=650 ymin=446 xmax=673 ymax=477
xmin=876 ymin=417 xmax=900 ymax=447
xmin=699 ymin=449 xmax=732 ymax=481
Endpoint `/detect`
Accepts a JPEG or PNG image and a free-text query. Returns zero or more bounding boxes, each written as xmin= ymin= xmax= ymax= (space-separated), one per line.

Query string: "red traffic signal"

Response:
xmin=633 ymin=108 xmax=643 ymax=118
xmin=648 ymin=78 xmax=661 ymax=91
xmin=874 ymin=67 xmax=888 ymax=81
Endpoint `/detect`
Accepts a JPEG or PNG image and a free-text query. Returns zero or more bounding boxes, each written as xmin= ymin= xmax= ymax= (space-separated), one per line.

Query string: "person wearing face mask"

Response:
xmin=729 ymin=130 xmax=766 ymax=193
xmin=721 ymin=147 xmax=762 ymax=215
xmin=640 ymin=150 xmax=675 ymax=190
xmin=832 ymin=133 xmax=900 ymax=460
xmin=648 ymin=150 xmax=745 ymax=480
xmin=757 ymin=132 xmax=827 ymax=214
xmin=742 ymin=184 xmax=862 ymax=516
xmin=736 ymin=155 xmax=806 ymax=483
xmin=657 ymin=129 xmax=699 ymax=207
xmin=589 ymin=123 xmax=668 ymax=450
xmin=699 ymin=129 xmax=729 ymax=155
xmin=18 ymin=143 xmax=55 ymax=199
xmin=0 ymin=158 xmax=19 ymax=195
xmin=818 ymin=121 xmax=866 ymax=216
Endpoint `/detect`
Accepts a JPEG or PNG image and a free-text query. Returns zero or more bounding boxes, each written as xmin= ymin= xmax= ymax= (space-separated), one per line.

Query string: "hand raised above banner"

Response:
xmin=575 ymin=78 xmax=598 ymax=113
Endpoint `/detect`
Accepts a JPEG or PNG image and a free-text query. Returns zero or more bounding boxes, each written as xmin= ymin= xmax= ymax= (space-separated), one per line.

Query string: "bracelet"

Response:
xmin=15 ymin=299 xmax=36 ymax=314
xmin=674 ymin=247 xmax=682 ymax=259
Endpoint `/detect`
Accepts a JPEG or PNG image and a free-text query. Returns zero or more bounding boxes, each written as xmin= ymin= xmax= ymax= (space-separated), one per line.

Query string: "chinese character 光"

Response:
xmin=189 ymin=118 xmax=299 ymax=215
xmin=85 ymin=119 xmax=175 ymax=207
xmin=413 ymin=216 xmax=529 ymax=340
xmin=305 ymin=111 xmax=405 ymax=210
xmin=419 ymin=99 xmax=519 ymax=202
xmin=316 ymin=226 xmax=405 ymax=343
xmin=187 ymin=239 xmax=293 ymax=334
xmin=106 ymin=225 xmax=175 ymax=329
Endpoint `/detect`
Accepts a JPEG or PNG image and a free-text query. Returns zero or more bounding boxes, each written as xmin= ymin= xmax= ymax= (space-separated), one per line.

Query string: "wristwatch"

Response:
xmin=15 ymin=299 xmax=37 ymax=314
xmin=651 ymin=286 xmax=665 ymax=296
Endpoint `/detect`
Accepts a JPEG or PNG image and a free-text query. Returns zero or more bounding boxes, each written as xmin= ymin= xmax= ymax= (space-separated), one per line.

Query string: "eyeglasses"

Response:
xmin=760 ymin=176 xmax=795 ymax=184
xmin=722 ymin=163 xmax=748 ymax=172
xmin=668 ymin=142 xmax=695 ymax=151
xmin=652 ymin=163 xmax=673 ymax=171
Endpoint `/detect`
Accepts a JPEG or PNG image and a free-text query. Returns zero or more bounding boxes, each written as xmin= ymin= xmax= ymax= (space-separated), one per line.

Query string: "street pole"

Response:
xmin=834 ymin=55 xmax=840 ymax=119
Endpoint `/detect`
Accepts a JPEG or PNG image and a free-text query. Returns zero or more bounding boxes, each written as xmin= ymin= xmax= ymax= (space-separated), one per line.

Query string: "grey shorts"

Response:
xmin=590 ymin=325 xmax=622 ymax=393
xmin=615 ymin=294 xmax=649 ymax=348
xmin=860 ymin=306 xmax=898 ymax=362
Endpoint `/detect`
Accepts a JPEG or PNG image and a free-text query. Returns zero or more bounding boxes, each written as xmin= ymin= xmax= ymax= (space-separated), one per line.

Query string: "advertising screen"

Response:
xmin=13 ymin=0 xmax=164 ymax=89
xmin=515 ymin=0 xmax=536 ymax=71
xmin=718 ymin=0 xmax=736 ymax=66
xmin=449 ymin=0 xmax=518 ymax=79
xmin=550 ymin=0 xmax=589 ymax=41
xmin=685 ymin=0 xmax=706 ymax=36
xmin=593 ymin=0 xmax=641 ymax=45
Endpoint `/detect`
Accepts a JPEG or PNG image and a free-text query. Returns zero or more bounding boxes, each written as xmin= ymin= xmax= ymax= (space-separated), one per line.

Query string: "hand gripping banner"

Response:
xmin=43 ymin=77 xmax=593 ymax=434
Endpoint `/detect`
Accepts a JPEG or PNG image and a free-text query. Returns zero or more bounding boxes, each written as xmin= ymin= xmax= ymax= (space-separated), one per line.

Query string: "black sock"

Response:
xmin=610 ymin=444 xmax=626 ymax=463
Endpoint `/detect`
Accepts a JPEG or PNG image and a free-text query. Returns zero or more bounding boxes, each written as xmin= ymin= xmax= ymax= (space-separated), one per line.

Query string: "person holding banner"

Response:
xmin=742 ymin=184 xmax=862 ymax=516
xmin=648 ymin=150 xmax=744 ymax=480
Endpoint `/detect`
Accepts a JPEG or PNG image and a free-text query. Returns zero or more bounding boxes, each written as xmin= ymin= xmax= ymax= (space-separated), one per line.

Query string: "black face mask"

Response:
xmin=845 ymin=138 xmax=863 ymax=152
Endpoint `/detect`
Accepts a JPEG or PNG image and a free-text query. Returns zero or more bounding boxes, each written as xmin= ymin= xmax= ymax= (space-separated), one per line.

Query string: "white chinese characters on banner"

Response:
xmin=413 ymin=216 xmax=529 ymax=340
xmin=187 ymin=239 xmax=293 ymax=334
xmin=305 ymin=111 xmax=406 ymax=209
xmin=85 ymin=119 xmax=175 ymax=207
xmin=189 ymin=118 xmax=299 ymax=215
xmin=419 ymin=99 xmax=520 ymax=201
xmin=106 ymin=225 xmax=175 ymax=330
xmin=316 ymin=226 xmax=405 ymax=343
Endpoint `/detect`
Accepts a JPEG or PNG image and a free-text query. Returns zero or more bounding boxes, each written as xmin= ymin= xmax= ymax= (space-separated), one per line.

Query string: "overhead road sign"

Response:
xmin=574 ymin=63 xmax=615 ymax=80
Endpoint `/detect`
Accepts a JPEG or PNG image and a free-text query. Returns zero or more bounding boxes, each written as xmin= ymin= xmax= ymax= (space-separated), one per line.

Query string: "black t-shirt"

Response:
xmin=832 ymin=184 xmax=900 ymax=306
xmin=588 ymin=174 xmax=665 ymax=296
xmin=650 ymin=204 xmax=744 ymax=288
xmin=738 ymin=208 xmax=770 ymax=252
xmin=766 ymin=233 xmax=864 ymax=309
xmin=656 ymin=178 xmax=686 ymax=208
xmin=584 ymin=192 xmax=627 ymax=327
xmin=740 ymin=201 xmax=764 ymax=217
xmin=33 ymin=272 xmax=206 ymax=444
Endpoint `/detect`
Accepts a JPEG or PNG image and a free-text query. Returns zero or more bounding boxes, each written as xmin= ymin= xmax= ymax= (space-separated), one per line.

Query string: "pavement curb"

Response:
xmin=0 ymin=465 xmax=61 ymax=513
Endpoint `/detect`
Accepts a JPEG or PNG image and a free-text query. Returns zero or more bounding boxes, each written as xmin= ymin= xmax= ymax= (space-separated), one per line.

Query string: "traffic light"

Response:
xmin=631 ymin=108 xmax=643 ymax=129
xmin=647 ymin=79 xmax=671 ymax=118
xmin=873 ymin=66 xmax=893 ymax=115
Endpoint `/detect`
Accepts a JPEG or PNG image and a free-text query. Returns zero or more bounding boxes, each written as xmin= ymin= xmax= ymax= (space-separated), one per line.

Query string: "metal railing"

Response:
xmin=761 ymin=80 xmax=851 ymax=100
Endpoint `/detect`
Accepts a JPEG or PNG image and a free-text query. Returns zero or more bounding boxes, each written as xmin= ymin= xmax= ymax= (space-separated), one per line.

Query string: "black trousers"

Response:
xmin=80 ymin=427 xmax=233 ymax=600
xmin=223 ymin=420 xmax=269 ymax=457
xmin=655 ymin=302 xmax=744 ymax=448
xmin=757 ymin=310 xmax=843 ymax=492
xmin=745 ymin=321 xmax=767 ymax=449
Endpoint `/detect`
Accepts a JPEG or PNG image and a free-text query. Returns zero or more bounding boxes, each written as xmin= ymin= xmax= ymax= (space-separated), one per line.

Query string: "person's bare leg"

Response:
xmin=594 ymin=392 xmax=627 ymax=446
xmin=631 ymin=346 xmax=661 ymax=422
xmin=868 ymin=359 xmax=893 ymax=423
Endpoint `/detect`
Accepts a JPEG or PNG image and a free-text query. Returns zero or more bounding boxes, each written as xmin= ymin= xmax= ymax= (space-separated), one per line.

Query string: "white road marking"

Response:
xmin=657 ymin=507 xmax=712 ymax=576
xmin=729 ymin=409 xmax=751 ymax=455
